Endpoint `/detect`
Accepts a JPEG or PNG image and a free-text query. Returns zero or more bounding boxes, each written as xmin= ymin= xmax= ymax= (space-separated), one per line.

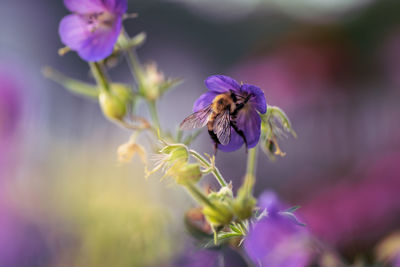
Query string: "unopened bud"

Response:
xmin=111 ymin=83 xmax=133 ymax=104
xmin=140 ymin=63 xmax=165 ymax=100
xmin=232 ymin=194 xmax=256 ymax=220
xmin=260 ymin=106 xmax=296 ymax=159
xmin=203 ymin=187 xmax=234 ymax=226
xmin=173 ymin=163 xmax=202 ymax=185
xmin=160 ymin=145 xmax=189 ymax=164
xmin=99 ymin=84 xmax=133 ymax=120
xmin=99 ymin=91 xmax=127 ymax=120
xmin=146 ymin=144 xmax=189 ymax=179
xmin=203 ymin=201 xmax=234 ymax=227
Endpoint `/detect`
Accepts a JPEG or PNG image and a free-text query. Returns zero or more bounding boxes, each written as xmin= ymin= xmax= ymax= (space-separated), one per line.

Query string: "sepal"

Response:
xmin=260 ymin=106 xmax=296 ymax=160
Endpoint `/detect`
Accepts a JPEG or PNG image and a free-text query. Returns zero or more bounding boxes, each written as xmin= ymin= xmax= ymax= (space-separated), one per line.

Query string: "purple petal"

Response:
xmin=244 ymin=217 xmax=312 ymax=267
xmin=258 ymin=191 xmax=282 ymax=215
xmin=205 ymin=75 xmax=240 ymax=94
xmin=63 ymin=0 xmax=105 ymax=13
xmin=102 ymin=0 xmax=128 ymax=14
xmin=59 ymin=14 xmax=89 ymax=50
xmin=193 ymin=91 xmax=218 ymax=112
xmin=218 ymin=130 xmax=245 ymax=152
xmin=240 ymin=84 xmax=267 ymax=114
xmin=236 ymin=107 xmax=261 ymax=148
xmin=78 ymin=17 xmax=122 ymax=61
xmin=59 ymin=15 xmax=122 ymax=61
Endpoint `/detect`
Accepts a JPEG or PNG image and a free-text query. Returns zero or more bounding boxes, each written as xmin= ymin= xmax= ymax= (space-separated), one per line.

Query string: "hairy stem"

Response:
xmin=244 ymin=147 xmax=258 ymax=195
xmin=189 ymin=150 xmax=228 ymax=187
xmin=89 ymin=62 xmax=110 ymax=92
xmin=185 ymin=183 xmax=216 ymax=210
xmin=121 ymin=31 xmax=144 ymax=87
xmin=148 ymin=100 xmax=161 ymax=131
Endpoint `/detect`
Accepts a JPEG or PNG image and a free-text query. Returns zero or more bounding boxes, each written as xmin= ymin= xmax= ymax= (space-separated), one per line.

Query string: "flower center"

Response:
xmin=85 ymin=11 xmax=116 ymax=33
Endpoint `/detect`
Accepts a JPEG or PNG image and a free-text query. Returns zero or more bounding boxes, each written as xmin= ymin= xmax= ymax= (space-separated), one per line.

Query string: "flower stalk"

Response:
xmin=189 ymin=149 xmax=228 ymax=187
xmin=89 ymin=62 xmax=110 ymax=92
xmin=185 ymin=183 xmax=217 ymax=210
xmin=244 ymin=146 xmax=258 ymax=195
xmin=148 ymin=100 xmax=161 ymax=131
xmin=120 ymin=31 xmax=144 ymax=83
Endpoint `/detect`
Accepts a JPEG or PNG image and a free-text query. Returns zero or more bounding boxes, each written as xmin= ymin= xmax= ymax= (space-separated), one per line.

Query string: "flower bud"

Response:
xmin=203 ymin=201 xmax=234 ymax=227
xmin=111 ymin=83 xmax=133 ymax=104
xmin=232 ymin=193 xmax=256 ymax=221
xmin=160 ymin=145 xmax=189 ymax=164
xmin=140 ymin=63 xmax=165 ymax=101
xmin=260 ymin=106 xmax=296 ymax=160
xmin=99 ymin=91 xmax=127 ymax=120
xmin=146 ymin=144 xmax=189 ymax=179
xmin=99 ymin=84 xmax=133 ymax=121
xmin=172 ymin=163 xmax=202 ymax=185
xmin=203 ymin=187 xmax=234 ymax=226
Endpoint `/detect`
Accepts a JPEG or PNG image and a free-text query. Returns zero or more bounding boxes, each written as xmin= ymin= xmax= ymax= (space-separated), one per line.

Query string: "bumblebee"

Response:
xmin=180 ymin=90 xmax=253 ymax=151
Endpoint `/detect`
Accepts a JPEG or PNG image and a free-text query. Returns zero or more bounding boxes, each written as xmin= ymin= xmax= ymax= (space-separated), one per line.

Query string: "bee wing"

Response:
xmin=180 ymin=105 xmax=212 ymax=130
xmin=213 ymin=109 xmax=231 ymax=145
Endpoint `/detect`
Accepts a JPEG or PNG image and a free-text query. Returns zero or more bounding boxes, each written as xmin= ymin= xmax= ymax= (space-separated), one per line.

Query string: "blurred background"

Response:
xmin=1 ymin=0 xmax=400 ymax=266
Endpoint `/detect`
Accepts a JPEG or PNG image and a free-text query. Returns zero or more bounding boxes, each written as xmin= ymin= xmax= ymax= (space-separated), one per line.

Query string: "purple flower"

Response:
xmin=244 ymin=191 xmax=314 ymax=267
xmin=175 ymin=244 xmax=247 ymax=267
xmin=193 ymin=75 xmax=266 ymax=152
xmin=0 ymin=69 xmax=22 ymax=180
xmin=59 ymin=0 xmax=127 ymax=61
xmin=300 ymin=153 xmax=400 ymax=249
xmin=0 ymin=201 xmax=50 ymax=266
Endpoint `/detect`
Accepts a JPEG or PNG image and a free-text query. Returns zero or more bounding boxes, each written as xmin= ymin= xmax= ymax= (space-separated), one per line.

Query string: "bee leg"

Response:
xmin=214 ymin=143 xmax=218 ymax=156
xmin=208 ymin=130 xmax=220 ymax=155
xmin=230 ymin=121 xmax=248 ymax=153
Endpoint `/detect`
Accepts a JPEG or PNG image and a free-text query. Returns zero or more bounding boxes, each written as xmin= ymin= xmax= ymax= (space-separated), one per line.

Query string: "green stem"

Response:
xmin=185 ymin=183 xmax=216 ymax=210
xmin=189 ymin=150 xmax=228 ymax=187
xmin=120 ymin=31 xmax=144 ymax=86
xmin=89 ymin=62 xmax=110 ymax=92
xmin=148 ymin=100 xmax=161 ymax=131
xmin=244 ymin=147 xmax=258 ymax=195
xmin=126 ymin=48 xmax=143 ymax=82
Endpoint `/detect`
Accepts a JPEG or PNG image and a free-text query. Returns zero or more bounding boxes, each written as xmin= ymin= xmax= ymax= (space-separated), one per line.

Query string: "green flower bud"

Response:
xmin=146 ymin=144 xmax=189 ymax=179
xmin=98 ymin=84 xmax=133 ymax=121
xmin=110 ymin=83 xmax=133 ymax=104
xmin=202 ymin=186 xmax=234 ymax=226
xmin=99 ymin=91 xmax=127 ymax=120
xmin=232 ymin=193 xmax=256 ymax=220
xmin=173 ymin=163 xmax=202 ymax=185
xmin=260 ymin=106 xmax=296 ymax=160
xmin=160 ymin=145 xmax=189 ymax=164
xmin=203 ymin=201 xmax=234 ymax=227
xmin=140 ymin=63 xmax=165 ymax=101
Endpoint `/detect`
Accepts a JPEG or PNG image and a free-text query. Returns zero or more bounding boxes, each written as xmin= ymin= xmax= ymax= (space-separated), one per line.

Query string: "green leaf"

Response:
xmin=117 ymin=32 xmax=147 ymax=51
xmin=285 ymin=205 xmax=301 ymax=212
xmin=42 ymin=66 xmax=99 ymax=99
xmin=160 ymin=78 xmax=183 ymax=94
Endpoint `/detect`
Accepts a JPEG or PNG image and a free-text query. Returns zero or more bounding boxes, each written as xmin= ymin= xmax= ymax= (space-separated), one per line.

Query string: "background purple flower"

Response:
xmin=0 ymin=69 xmax=22 ymax=181
xmin=59 ymin=0 xmax=127 ymax=61
xmin=300 ymin=153 xmax=400 ymax=252
xmin=0 ymin=200 xmax=51 ymax=267
xmin=193 ymin=75 xmax=266 ymax=152
xmin=175 ymin=244 xmax=247 ymax=267
xmin=244 ymin=191 xmax=314 ymax=267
